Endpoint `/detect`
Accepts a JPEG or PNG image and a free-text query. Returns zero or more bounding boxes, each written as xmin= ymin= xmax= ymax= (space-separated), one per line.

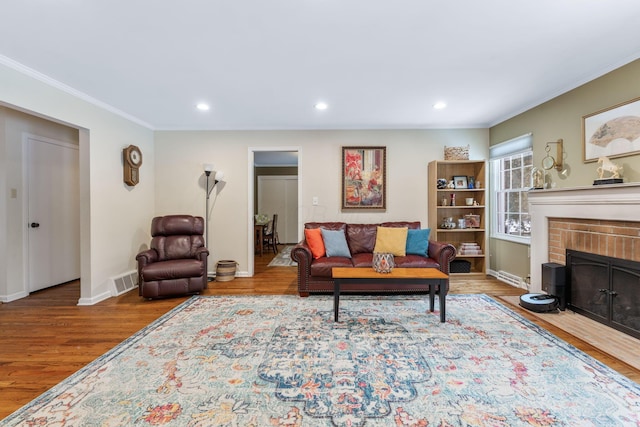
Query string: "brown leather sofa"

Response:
xmin=291 ymin=221 xmax=456 ymax=296
xmin=136 ymin=215 xmax=209 ymax=299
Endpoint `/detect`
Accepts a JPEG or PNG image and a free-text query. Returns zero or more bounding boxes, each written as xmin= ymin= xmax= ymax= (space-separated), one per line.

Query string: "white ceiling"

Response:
xmin=2 ymin=1 xmax=640 ymax=131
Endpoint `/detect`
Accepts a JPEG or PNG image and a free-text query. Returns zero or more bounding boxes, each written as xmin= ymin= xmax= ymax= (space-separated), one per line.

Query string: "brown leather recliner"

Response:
xmin=136 ymin=215 xmax=209 ymax=299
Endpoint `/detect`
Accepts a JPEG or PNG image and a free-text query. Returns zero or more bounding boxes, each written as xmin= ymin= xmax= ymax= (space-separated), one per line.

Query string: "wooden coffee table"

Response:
xmin=332 ymin=267 xmax=449 ymax=323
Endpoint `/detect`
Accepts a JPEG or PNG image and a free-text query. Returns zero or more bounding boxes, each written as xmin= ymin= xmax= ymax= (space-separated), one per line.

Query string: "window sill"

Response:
xmin=490 ymin=233 xmax=531 ymax=245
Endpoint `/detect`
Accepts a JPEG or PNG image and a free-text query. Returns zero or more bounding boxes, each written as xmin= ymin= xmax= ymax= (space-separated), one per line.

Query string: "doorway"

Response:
xmin=248 ymin=148 xmax=300 ymax=276
xmin=24 ymin=134 xmax=80 ymax=292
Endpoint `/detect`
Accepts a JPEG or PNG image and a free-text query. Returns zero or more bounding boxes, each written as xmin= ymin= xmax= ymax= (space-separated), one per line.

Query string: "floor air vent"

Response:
xmin=112 ymin=271 xmax=138 ymax=296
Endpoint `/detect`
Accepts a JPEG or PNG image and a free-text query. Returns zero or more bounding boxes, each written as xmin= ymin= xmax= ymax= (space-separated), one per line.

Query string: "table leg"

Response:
xmin=254 ymin=225 xmax=264 ymax=256
xmin=334 ymin=280 xmax=340 ymax=322
xmin=439 ymin=279 xmax=446 ymax=323
xmin=429 ymin=283 xmax=435 ymax=312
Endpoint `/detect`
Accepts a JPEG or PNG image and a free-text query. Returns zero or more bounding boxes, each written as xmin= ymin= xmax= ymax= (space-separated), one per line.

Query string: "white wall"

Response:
xmin=0 ymin=63 xmax=155 ymax=304
xmin=155 ymin=129 xmax=489 ymax=275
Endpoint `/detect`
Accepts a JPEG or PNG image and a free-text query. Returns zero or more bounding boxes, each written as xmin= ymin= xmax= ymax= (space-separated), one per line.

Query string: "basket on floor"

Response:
xmin=216 ymin=260 xmax=238 ymax=281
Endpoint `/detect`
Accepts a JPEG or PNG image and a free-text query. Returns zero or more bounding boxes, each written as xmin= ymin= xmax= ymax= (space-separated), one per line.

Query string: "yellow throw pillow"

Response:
xmin=373 ymin=226 xmax=408 ymax=256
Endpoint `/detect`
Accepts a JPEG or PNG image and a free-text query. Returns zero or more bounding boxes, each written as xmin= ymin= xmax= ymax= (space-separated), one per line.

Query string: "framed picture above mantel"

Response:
xmin=582 ymin=97 xmax=640 ymax=162
xmin=342 ymin=146 xmax=386 ymax=210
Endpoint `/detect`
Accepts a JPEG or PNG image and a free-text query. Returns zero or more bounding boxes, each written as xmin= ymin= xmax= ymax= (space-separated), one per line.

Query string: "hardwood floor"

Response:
xmin=1 ymin=247 xmax=639 ymax=419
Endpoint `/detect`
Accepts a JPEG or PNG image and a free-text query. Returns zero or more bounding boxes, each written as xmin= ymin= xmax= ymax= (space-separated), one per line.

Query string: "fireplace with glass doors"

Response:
xmin=566 ymin=249 xmax=640 ymax=339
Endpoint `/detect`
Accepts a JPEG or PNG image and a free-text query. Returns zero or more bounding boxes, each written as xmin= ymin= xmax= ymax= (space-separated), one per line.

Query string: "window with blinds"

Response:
xmin=490 ymin=133 xmax=533 ymax=244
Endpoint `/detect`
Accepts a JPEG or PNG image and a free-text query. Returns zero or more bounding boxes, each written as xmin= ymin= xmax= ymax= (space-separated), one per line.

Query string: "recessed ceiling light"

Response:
xmin=196 ymin=103 xmax=210 ymax=111
xmin=433 ymin=102 xmax=447 ymax=110
xmin=314 ymin=102 xmax=328 ymax=110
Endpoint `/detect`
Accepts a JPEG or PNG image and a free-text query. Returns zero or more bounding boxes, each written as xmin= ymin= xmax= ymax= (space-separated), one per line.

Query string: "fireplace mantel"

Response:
xmin=528 ymin=183 xmax=640 ymax=292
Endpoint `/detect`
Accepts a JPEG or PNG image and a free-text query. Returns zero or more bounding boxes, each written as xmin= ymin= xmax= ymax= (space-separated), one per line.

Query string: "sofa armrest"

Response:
xmin=195 ymin=246 xmax=209 ymax=262
xmin=136 ymin=249 xmax=158 ymax=295
xmin=136 ymin=248 xmax=158 ymax=266
xmin=291 ymin=240 xmax=313 ymax=296
xmin=427 ymin=240 xmax=457 ymax=275
xmin=291 ymin=240 xmax=312 ymax=265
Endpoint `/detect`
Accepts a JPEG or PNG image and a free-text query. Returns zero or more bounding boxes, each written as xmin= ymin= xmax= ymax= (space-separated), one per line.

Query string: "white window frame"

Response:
xmin=490 ymin=133 xmax=533 ymax=245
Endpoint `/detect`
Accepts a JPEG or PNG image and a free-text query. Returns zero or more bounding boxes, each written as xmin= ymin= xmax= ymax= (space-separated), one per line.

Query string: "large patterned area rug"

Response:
xmin=4 ymin=295 xmax=640 ymax=426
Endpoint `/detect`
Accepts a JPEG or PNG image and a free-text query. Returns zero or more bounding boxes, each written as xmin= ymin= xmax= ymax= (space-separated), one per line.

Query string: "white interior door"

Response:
xmin=27 ymin=135 xmax=80 ymax=292
xmin=257 ymin=176 xmax=298 ymax=244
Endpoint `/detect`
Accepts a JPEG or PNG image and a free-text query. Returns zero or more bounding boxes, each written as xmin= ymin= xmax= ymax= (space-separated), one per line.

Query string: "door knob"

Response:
xmin=30 ymin=222 xmax=40 ymax=228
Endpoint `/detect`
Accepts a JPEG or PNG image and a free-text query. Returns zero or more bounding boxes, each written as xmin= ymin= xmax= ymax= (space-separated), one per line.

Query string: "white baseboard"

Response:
xmin=0 ymin=290 xmax=29 ymax=303
xmin=208 ymin=269 xmax=250 ymax=279
xmin=77 ymin=290 xmax=112 ymax=306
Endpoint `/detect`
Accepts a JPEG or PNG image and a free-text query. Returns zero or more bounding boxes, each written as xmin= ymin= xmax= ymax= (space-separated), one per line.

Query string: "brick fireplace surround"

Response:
xmin=548 ymin=218 xmax=640 ymax=265
xmin=528 ymin=183 xmax=640 ymax=293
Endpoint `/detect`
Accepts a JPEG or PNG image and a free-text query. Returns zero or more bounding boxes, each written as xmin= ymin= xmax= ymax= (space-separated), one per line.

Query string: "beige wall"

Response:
xmin=0 ymin=63 xmax=155 ymax=304
xmin=154 ymin=129 xmax=489 ymax=275
xmin=489 ymin=59 xmax=640 ymax=283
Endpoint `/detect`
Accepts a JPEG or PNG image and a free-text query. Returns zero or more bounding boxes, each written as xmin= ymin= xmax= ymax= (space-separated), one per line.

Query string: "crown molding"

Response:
xmin=0 ymin=55 xmax=154 ymax=130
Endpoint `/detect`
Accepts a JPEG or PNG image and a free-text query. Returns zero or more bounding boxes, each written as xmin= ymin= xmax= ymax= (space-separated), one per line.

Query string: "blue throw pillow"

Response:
xmin=321 ymin=229 xmax=352 ymax=258
xmin=406 ymin=228 xmax=430 ymax=256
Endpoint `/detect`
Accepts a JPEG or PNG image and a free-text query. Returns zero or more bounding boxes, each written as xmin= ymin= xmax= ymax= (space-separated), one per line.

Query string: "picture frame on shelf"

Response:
xmin=341 ymin=146 xmax=386 ymax=210
xmin=467 ymin=176 xmax=475 ymax=189
xmin=582 ymin=96 xmax=640 ymax=162
xmin=453 ymin=176 xmax=468 ymax=189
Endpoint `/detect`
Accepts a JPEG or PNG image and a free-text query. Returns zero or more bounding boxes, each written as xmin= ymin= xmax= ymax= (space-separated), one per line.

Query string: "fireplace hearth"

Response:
xmin=567 ymin=249 xmax=640 ymax=339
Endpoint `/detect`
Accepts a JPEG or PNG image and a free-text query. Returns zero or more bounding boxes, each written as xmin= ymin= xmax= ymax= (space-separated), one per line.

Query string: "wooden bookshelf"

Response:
xmin=428 ymin=160 xmax=488 ymax=277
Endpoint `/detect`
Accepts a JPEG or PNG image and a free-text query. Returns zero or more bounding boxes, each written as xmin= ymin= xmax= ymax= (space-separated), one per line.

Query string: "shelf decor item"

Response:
xmin=467 ymin=176 xmax=475 ymax=188
xmin=444 ymin=145 xmax=469 ymax=160
xmin=465 ymin=214 xmax=481 ymax=228
xmin=342 ymin=146 xmax=386 ymax=210
xmin=453 ymin=176 xmax=468 ymax=189
xmin=450 ymin=259 xmax=471 ymax=273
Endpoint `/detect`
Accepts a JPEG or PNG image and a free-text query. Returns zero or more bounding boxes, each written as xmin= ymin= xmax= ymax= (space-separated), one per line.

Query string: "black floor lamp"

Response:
xmin=203 ymin=163 xmax=224 ymax=249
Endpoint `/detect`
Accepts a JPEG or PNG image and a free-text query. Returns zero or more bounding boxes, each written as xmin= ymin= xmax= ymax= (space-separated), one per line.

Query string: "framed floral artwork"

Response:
xmin=342 ymin=146 xmax=386 ymax=210
xmin=583 ymin=97 xmax=640 ymax=162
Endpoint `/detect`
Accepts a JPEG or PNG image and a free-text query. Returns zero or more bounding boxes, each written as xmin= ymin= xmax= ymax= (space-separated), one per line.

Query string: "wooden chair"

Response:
xmin=263 ymin=214 xmax=279 ymax=254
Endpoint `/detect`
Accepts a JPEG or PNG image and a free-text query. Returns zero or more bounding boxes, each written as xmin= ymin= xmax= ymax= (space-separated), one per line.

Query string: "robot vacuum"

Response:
xmin=519 ymin=293 xmax=559 ymax=313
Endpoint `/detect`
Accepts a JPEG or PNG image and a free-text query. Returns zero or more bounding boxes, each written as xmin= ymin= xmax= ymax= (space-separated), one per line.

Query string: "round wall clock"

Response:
xmin=123 ymin=145 xmax=143 ymax=186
